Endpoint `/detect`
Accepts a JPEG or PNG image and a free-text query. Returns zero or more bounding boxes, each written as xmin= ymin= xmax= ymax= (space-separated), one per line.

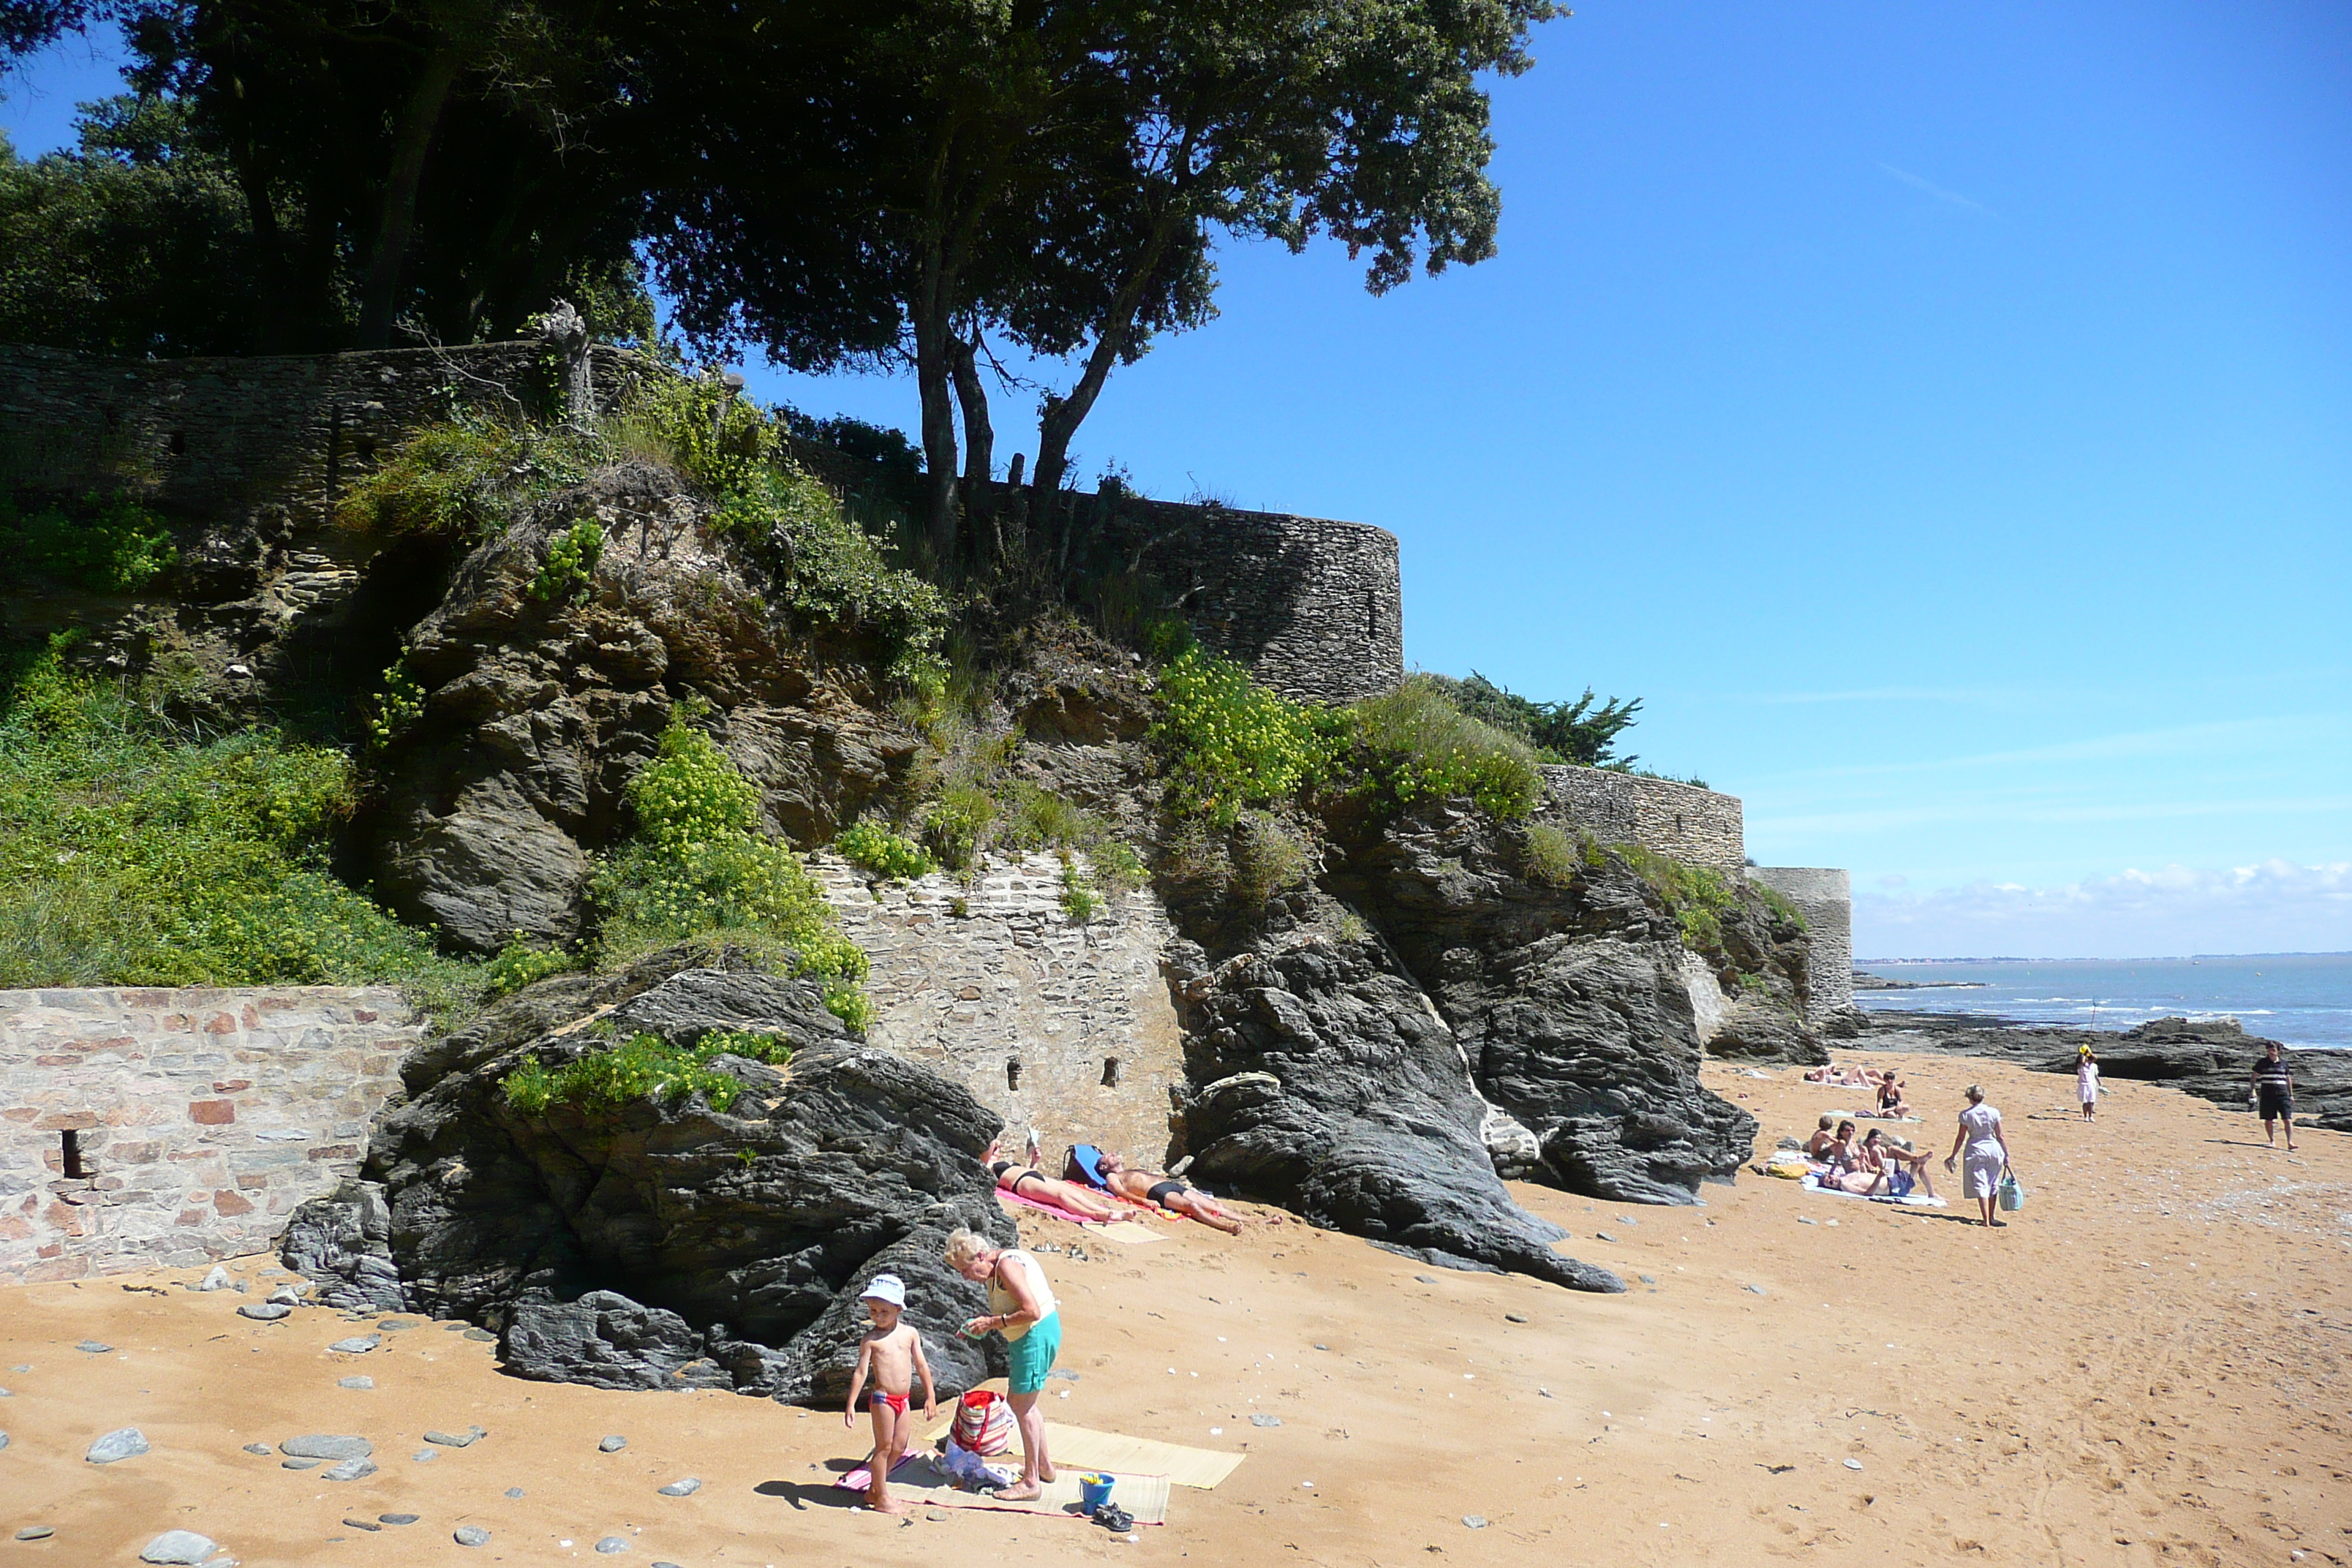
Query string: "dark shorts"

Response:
xmin=2258 ymin=1087 xmax=2293 ymax=1119
xmin=1147 ymin=1180 xmax=1186 ymax=1206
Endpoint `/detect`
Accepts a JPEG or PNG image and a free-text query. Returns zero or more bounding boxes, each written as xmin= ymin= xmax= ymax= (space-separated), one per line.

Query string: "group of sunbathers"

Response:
xmin=983 ymin=1136 xmax=1248 ymax=1234
xmin=1800 ymin=1114 xmax=1938 ymax=1199
xmin=1801 ymin=1063 xmax=1911 ymax=1117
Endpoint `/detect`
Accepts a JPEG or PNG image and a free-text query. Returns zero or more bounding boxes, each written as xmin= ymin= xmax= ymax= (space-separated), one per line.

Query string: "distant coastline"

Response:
xmin=1850 ymin=971 xmax=1986 ymax=991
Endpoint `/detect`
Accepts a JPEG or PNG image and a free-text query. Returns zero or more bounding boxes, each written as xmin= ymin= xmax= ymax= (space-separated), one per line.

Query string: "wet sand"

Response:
xmin=7 ymin=1052 xmax=2348 ymax=1566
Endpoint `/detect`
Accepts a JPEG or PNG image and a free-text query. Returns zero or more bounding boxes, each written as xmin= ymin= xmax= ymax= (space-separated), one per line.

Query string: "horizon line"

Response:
xmin=1855 ymin=950 xmax=2352 ymax=965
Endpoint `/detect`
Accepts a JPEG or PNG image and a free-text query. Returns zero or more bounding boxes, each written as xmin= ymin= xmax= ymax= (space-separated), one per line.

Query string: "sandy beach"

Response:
xmin=7 ymin=1052 xmax=2347 ymax=1567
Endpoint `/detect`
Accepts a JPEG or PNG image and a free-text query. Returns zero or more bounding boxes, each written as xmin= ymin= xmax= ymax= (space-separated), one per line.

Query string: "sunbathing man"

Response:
xmin=1096 ymin=1153 xmax=1245 ymax=1235
xmin=984 ymin=1138 xmax=1119 ymax=1223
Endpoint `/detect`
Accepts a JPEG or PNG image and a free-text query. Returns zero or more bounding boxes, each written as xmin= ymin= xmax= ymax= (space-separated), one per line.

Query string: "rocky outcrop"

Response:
xmin=1857 ymin=1011 xmax=2352 ymax=1133
xmin=1324 ymin=806 xmax=1759 ymax=1205
xmin=287 ymin=947 xmax=1014 ymax=1403
xmin=368 ymin=464 xmax=919 ymax=951
xmin=1166 ymin=911 xmax=1621 ymax=1292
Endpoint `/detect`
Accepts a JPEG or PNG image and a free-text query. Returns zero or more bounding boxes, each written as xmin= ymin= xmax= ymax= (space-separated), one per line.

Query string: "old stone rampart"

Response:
xmin=813 ymin=852 xmax=1184 ymax=1164
xmin=1744 ymin=867 xmax=1855 ymax=1021
xmin=0 ymin=987 xmax=421 ymax=1284
xmin=1535 ymin=764 xmax=1748 ymax=873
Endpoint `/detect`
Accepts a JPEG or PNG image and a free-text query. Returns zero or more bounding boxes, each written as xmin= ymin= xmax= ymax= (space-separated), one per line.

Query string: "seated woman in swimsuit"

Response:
xmin=1816 ymin=1121 xmax=1888 ymax=1194
xmin=1801 ymin=1115 xmax=1842 ymax=1159
xmin=1096 ymin=1154 xmax=1245 ymax=1235
xmin=1872 ymin=1074 xmax=1910 ymax=1118
xmin=983 ymin=1139 xmax=1119 ymax=1223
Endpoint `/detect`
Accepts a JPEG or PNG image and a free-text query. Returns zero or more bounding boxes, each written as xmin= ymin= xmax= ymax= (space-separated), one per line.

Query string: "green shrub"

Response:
xmin=1614 ymin=842 xmax=1741 ymax=954
xmin=1091 ymin=840 xmax=1148 ymax=897
xmin=836 ymin=820 xmax=935 ymax=881
xmin=482 ymin=937 xmax=579 ymax=998
xmin=336 ymin=415 xmax=580 ymax=540
xmin=996 ymin=781 xmax=1097 ymax=853
xmin=0 ymin=641 xmax=464 ymax=992
xmin=1754 ymin=883 xmax=1808 ymax=932
xmin=365 ymin=658 xmax=426 ymax=751
xmin=1229 ymin=812 xmax=1311 ymax=906
xmin=1520 ymin=821 xmax=1580 ymax=889
xmin=503 ymin=1026 xmax=793 ymax=1115
xmin=1153 ymin=647 xmax=1345 ymax=826
xmin=921 ymin=785 xmax=997 ymax=871
xmin=1348 ymin=675 xmax=1540 ymax=821
xmin=588 ymin=707 xmax=870 ymax=1025
xmin=0 ymin=489 xmax=176 ymax=591
xmin=1058 ymin=855 xmax=1101 ymax=923
xmin=530 ymin=519 xmax=605 ymax=605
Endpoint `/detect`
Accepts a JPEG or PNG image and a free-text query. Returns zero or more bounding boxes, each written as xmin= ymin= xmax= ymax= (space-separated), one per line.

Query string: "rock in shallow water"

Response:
xmin=86 ymin=1428 xmax=149 ymax=1463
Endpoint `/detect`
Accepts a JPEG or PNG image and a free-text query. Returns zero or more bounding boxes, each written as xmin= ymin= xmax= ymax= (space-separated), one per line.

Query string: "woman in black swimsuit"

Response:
xmin=1098 ymin=1154 xmax=1245 ymax=1235
xmin=984 ymin=1142 xmax=1120 ymax=1221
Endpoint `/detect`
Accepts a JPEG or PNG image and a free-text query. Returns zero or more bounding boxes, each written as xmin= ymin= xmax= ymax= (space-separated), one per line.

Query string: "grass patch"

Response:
xmin=503 ymin=1026 xmax=792 ymax=1115
xmin=1520 ymin=821 xmax=1582 ymax=889
xmin=0 ymin=637 xmax=472 ymax=997
xmin=1613 ymin=841 xmax=1741 ymax=954
xmin=1347 ymin=675 xmax=1541 ymax=821
xmin=0 ymin=489 xmax=176 ymax=592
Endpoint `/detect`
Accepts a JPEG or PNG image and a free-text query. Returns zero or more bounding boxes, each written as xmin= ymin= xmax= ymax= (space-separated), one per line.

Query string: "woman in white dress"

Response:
xmin=1942 ymin=1084 xmax=2011 ymax=1227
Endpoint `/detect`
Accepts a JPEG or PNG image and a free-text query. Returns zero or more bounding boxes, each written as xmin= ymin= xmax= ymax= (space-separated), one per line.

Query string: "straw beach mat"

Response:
xmin=917 ymin=1417 xmax=1247 ymax=1489
xmin=869 ymin=1459 xmax=1174 ymax=1523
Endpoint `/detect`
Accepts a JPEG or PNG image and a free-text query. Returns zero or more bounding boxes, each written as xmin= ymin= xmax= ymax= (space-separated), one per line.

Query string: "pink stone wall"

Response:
xmin=0 ymin=987 xmax=421 ymax=1284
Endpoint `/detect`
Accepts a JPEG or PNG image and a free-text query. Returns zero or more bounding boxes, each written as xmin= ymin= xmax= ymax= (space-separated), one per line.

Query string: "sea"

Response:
xmin=1852 ymin=952 xmax=2352 ymax=1050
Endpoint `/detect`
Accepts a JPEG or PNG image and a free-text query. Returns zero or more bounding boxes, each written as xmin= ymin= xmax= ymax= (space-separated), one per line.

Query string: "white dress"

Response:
xmin=1959 ymin=1103 xmax=2005 ymax=1198
xmin=2078 ymin=1063 xmax=2099 ymax=1105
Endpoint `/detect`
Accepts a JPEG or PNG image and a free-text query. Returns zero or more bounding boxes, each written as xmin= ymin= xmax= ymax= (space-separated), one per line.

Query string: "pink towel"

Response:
xmin=995 ymin=1188 xmax=1106 ymax=1226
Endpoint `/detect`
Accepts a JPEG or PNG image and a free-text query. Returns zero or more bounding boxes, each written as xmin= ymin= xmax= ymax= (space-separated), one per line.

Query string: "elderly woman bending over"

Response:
xmin=944 ymin=1228 xmax=1063 ymax=1501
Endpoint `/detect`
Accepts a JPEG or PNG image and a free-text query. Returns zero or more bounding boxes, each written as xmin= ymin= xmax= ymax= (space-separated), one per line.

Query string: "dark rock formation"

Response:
xmin=286 ymin=947 xmax=1014 ymax=1402
xmin=367 ymin=465 xmax=919 ymax=951
xmin=1854 ymin=1011 xmax=2352 ymax=1133
xmin=1166 ymin=916 xmax=1622 ymax=1292
xmin=1324 ymin=805 xmax=1759 ymax=1205
xmin=1707 ymin=996 xmax=1825 ymax=1065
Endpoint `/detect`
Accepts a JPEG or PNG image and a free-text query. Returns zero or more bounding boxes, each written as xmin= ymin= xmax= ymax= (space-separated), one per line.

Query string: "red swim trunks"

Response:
xmin=868 ymin=1390 xmax=909 ymax=1415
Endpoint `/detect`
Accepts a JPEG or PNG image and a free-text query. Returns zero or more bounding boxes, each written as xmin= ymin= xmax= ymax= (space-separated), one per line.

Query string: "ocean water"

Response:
xmin=1852 ymin=952 xmax=2352 ymax=1050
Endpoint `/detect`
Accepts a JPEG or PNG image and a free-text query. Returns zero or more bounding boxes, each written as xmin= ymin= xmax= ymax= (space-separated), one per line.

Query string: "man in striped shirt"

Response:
xmin=2251 ymin=1041 xmax=2296 ymax=1152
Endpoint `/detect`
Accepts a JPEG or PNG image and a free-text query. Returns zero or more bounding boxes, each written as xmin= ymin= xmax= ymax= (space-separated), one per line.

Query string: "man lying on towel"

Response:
xmin=1065 ymin=1145 xmax=1245 ymax=1235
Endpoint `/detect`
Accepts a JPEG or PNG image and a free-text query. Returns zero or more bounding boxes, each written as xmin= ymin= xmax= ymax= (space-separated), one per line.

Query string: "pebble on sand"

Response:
xmin=657 ymin=1478 xmax=701 ymax=1496
xmin=598 ymin=1435 xmax=628 ymax=1452
xmin=14 ymin=1527 xmax=54 ymax=1541
xmin=0 ymin=1432 xmax=9 ymax=1451
xmin=86 ymin=1428 xmax=150 ymax=1463
xmin=1463 ymin=1515 xmax=1490 ymax=1529
xmin=378 ymin=1514 xmax=419 ymax=1526
xmin=424 ymin=1428 xmax=485 ymax=1447
xmin=595 ymin=1537 xmax=630 ymax=1553
xmin=240 ymin=1443 xmax=272 ymax=1455
xmin=337 ymin=1377 xmax=374 ymax=1390
xmin=282 ymin=1458 xmax=322 ymax=1470
xmin=504 ymin=1488 xmax=524 ymax=1499
xmin=462 ymin=1330 xmax=497 ymax=1343
xmin=413 ymin=1449 xmax=437 ymax=1462
xmin=137 ymin=1530 xmax=217 ymax=1564
xmin=1249 ymin=1414 xmax=1282 ymax=1428
xmin=280 ymin=1435 xmax=372 ymax=1460
xmin=75 ymin=1341 xmax=113 ymax=1354
xmin=1843 ymin=1458 xmax=1864 ymax=1471
xmin=328 ymin=1335 xmax=382 ymax=1355
xmin=1745 ymin=1285 xmax=1768 ymax=1296
xmin=196 ymin=1267 xmax=231 ymax=1292
xmin=237 ymin=1303 xmax=290 ymax=1322
xmin=453 ymin=1526 xmax=492 ymax=1546
xmin=323 ymin=1455 xmax=380 ymax=1482
xmin=341 ymin=1518 xmax=382 ymax=1532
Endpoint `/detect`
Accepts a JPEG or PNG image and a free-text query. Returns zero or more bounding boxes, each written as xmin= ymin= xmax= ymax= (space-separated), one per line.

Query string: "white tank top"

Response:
xmin=987 ymin=1248 xmax=1059 ymax=1342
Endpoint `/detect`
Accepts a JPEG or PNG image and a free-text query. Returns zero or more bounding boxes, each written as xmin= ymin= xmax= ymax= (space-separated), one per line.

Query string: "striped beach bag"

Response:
xmin=951 ymin=1390 xmax=1016 ymax=1456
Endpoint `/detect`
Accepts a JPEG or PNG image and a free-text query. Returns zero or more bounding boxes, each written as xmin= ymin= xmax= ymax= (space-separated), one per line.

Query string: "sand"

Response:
xmin=7 ymin=1052 xmax=2348 ymax=1566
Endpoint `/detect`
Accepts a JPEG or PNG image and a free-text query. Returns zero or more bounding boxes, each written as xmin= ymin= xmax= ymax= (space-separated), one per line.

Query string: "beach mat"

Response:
xmin=834 ymin=1458 xmax=1172 ymax=1524
xmin=1096 ymin=1220 xmax=1164 ymax=1245
xmin=916 ymin=1419 xmax=1246 ymax=1490
xmin=1799 ymin=1175 xmax=1946 ymax=1208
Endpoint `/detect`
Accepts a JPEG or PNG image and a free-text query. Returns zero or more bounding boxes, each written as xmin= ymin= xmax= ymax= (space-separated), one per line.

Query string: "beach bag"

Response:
xmin=1998 ymin=1171 xmax=2025 ymax=1213
xmin=951 ymin=1390 xmax=1016 ymax=1457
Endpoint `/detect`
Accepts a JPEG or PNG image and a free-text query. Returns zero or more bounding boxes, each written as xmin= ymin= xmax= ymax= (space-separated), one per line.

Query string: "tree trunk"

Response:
xmin=908 ymin=251 xmax=962 ymax=570
xmin=356 ymin=50 xmax=461 ymax=350
xmin=950 ymin=330 xmax=1001 ymax=570
xmin=1029 ymin=216 xmax=1180 ymax=497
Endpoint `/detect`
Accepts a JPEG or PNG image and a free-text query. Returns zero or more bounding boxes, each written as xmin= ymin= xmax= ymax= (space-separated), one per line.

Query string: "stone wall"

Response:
xmin=0 ymin=340 xmax=640 ymax=529
xmin=813 ymin=852 xmax=1184 ymax=1165
xmin=0 ymin=987 xmax=423 ymax=1284
xmin=1744 ymin=867 xmax=1854 ymax=1022
xmin=1534 ymin=765 xmax=1748 ymax=873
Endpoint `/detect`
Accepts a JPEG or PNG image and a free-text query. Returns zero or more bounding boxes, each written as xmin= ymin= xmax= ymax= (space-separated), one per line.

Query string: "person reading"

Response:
xmin=841 ymin=1274 xmax=936 ymax=1517
xmin=984 ymin=1138 xmax=1118 ymax=1222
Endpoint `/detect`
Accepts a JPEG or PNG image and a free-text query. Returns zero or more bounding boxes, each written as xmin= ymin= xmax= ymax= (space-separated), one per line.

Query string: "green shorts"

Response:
xmin=1006 ymin=1310 xmax=1062 ymax=1395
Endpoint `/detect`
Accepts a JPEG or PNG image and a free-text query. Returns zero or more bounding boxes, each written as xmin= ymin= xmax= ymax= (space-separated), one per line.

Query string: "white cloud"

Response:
xmin=1874 ymin=161 xmax=1991 ymax=214
xmin=1855 ymin=859 xmax=2352 ymax=960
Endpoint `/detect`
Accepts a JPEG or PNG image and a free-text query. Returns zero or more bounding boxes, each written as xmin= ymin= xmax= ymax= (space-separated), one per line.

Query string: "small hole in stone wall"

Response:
xmin=1006 ymin=1060 xmax=1022 ymax=1091
xmin=1101 ymin=1058 xmax=1122 ymax=1088
xmin=356 ymin=434 xmax=377 ymax=461
xmin=61 ymin=1129 xmax=87 ymax=1179
xmin=1367 ymin=591 xmax=1378 ymax=638
xmin=167 ymin=431 xmax=186 ymax=456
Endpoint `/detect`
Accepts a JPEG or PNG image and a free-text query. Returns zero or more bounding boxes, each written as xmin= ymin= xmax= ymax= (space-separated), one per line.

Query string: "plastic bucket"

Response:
xmin=1079 ymin=1473 xmax=1116 ymax=1510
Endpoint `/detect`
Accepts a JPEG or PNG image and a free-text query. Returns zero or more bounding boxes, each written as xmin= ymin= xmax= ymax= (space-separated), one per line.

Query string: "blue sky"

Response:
xmin=7 ymin=2 xmax=2348 ymax=958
